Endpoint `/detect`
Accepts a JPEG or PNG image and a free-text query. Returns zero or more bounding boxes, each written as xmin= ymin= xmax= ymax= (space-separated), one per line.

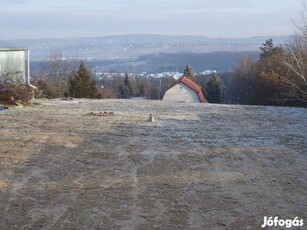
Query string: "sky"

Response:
xmin=0 ymin=0 xmax=304 ymax=40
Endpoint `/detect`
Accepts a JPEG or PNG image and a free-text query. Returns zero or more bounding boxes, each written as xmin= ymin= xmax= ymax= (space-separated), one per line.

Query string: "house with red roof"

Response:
xmin=163 ymin=76 xmax=207 ymax=103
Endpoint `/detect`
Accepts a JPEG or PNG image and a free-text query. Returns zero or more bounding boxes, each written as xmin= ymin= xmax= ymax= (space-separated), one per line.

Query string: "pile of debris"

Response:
xmin=90 ymin=111 xmax=115 ymax=116
xmin=61 ymin=97 xmax=74 ymax=101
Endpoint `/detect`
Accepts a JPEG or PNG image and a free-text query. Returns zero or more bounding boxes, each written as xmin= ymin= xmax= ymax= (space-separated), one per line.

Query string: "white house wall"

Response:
xmin=0 ymin=50 xmax=26 ymax=83
xmin=163 ymin=83 xmax=200 ymax=103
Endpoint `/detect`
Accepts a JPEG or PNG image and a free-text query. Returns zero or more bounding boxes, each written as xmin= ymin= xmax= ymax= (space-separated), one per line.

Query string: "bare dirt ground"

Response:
xmin=0 ymin=99 xmax=306 ymax=230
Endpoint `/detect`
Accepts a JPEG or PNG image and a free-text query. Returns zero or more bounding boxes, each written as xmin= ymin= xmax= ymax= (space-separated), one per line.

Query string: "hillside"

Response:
xmin=8 ymin=34 xmax=290 ymax=61
xmin=31 ymin=51 xmax=260 ymax=74
xmin=0 ymin=99 xmax=306 ymax=229
xmin=135 ymin=51 xmax=259 ymax=73
xmin=7 ymin=34 xmax=290 ymax=73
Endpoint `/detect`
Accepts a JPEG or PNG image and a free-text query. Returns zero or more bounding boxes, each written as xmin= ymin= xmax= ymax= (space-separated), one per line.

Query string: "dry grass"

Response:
xmin=0 ymin=99 xmax=306 ymax=229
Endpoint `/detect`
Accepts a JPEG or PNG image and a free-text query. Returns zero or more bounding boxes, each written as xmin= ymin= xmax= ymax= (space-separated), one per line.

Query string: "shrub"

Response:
xmin=0 ymin=73 xmax=34 ymax=104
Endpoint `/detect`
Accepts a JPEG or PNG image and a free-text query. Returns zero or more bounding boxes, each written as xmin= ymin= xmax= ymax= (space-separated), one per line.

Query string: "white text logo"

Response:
xmin=261 ymin=216 xmax=304 ymax=228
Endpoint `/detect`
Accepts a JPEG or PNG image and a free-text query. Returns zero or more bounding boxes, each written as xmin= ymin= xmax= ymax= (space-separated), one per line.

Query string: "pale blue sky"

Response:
xmin=0 ymin=0 xmax=303 ymax=39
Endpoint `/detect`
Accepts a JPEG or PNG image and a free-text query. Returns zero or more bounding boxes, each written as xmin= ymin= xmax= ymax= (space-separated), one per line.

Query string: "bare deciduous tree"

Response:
xmin=41 ymin=50 xmax=78 ymax=98
xmin=281 ymin=1 xmax=307 ymax=102
xmin=282 ymin=42 xmax=307 ymax=102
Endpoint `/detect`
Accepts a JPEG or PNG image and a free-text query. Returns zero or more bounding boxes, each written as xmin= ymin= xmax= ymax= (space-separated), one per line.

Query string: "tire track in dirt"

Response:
xmin=118 ymin=135 xmax=146 ymax=229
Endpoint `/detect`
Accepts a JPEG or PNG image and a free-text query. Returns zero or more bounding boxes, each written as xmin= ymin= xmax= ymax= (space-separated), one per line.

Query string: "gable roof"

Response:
xmin=180 ymin=76 xmax=207 ymax=103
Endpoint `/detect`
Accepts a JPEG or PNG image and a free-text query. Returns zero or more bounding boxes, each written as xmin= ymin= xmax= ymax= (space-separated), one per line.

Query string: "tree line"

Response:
xmin=32 ymin=58 xmax=222 ymax=103
xmin=226 ymin=37 xmax=306 ymax=107
xmin=32 ymin=54 xmax=176 ymax=100
xmin=28 ymin=30 xmax=307 ymax=108
xmin=195 ymin=15 xmax=307 ymax=107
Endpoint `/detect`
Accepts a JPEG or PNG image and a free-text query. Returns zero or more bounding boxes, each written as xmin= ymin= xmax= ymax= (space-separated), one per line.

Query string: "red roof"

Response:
xmin=180 ymin=76 xmax=207 ymax=103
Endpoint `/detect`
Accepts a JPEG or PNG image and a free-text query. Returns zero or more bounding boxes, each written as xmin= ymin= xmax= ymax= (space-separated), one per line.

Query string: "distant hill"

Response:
xmin=135 ymin=51 xmax=260 ymax=73
xmin=5 ymin=34 xmax=291 ymax=61
xmin=5 ymin=34 xmax=290 ymax=74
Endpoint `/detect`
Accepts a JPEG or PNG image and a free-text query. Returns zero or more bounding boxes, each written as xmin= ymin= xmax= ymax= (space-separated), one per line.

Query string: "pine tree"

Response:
xmin=183 ymin=64 xmax=195 ymax=82
xmin=68 ymin=61 xmax=101 ymax=98
xmin=259 ymin=39 xmax=283 ymax=60
xmin=124 ymin=73 xmax=133 ymax=96
xmin=118 ymin=74 xmax=133 ymax=98
xmin=206 ymin=74 xmax=221 ymax=103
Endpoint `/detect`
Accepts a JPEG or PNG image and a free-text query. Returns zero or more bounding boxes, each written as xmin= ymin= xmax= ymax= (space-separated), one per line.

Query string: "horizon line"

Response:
xmin=2 ymin=33 xmax=293 ymax=41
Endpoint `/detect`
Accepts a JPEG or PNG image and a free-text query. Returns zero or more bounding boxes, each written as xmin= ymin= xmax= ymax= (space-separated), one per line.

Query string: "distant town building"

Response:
xmin=163 ymin=76 xmax=207 ymax=103
xmin=201 ymin=70 xmax=217 ymax=75
xmin=0 ymin=44 xmax=36 ymax=88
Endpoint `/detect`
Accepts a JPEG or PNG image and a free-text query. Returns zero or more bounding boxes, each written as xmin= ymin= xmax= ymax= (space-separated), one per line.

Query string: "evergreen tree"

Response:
xmin=206 ymin=74 xmax=221 ymax=103
xmin=118 ymin=74 xmax=133 ymax=98
xmin=68 ymin=61 xmax=101 ymax=98
xmin=257 ymin=39 xmax=285 ymax=105
xmin=124 ymin=73 xmax=133 ymax=96
xmin=183 ymin=64 xmax=195 ymax=82
xmin=259 ymin=39 xmax=283 ymax=60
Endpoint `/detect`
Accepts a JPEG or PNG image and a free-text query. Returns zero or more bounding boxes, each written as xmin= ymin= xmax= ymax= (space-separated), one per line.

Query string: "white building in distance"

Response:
xmin=0 ymin=44 xmax=36 ymax=88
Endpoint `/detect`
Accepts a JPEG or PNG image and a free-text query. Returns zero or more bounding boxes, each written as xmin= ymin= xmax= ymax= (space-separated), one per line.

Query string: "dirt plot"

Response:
xmin=0 ymin=99 xmax=306 ymax=229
